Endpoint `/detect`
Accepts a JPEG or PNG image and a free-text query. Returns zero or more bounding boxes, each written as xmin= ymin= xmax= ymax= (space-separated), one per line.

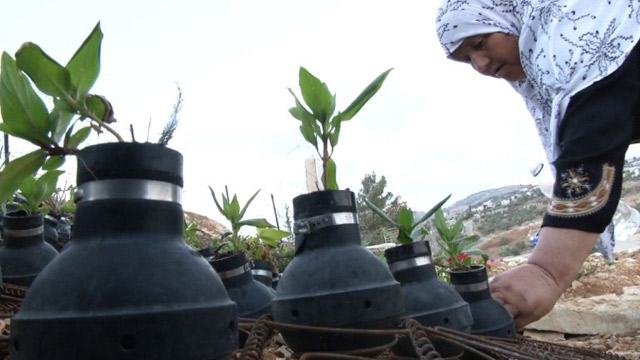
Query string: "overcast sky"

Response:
xmin=4 ymin=0 xmax=640 ymax=228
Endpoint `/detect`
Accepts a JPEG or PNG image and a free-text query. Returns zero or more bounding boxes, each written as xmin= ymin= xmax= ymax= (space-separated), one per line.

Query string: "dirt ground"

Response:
xmin=488 ymin=247 xmax=640 ymax=299
xmin=489 ymin=248 xmax=640 ymax=359
xmin=478 ymin=222 xmax=540 ymax=259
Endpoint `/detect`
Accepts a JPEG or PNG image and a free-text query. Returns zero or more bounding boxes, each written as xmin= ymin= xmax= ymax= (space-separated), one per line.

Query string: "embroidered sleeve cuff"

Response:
xmin=541 ymin=163 xmax=620 ymax=234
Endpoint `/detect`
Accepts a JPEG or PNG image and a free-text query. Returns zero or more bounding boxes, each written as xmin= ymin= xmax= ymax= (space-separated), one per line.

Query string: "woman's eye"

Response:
xmin=473 ymin=39 xmax=485 ymax=49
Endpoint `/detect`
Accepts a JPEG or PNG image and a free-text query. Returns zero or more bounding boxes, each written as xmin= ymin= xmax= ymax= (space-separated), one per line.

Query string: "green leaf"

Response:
xmin=325 ymin=157 xmax=338 ymax=190
xmin=450 ymin=213 xmax=465 ymax=239
xmin=229 ymin=194 xmax=241 ymax=221
xmin=327 ymin=94 xmax=336 ymax=126
xmin=256 ymin=227 xmax=290 ymax=247
xmin=363 ymin=197 xmax=397 ymax=227
xmin=397 ymin=209 xmax=414 ymax=231
xmin=397 ymin=231 xmax=413 ymax=245
xmin=0 ymin=52 xmax=51 ymax=146
xmin=42 ymin=156 xmax=65 ymax=170
xmin=336 ymin=68 xmax=392 ymax=122
xmin=289 ymin=105 xmax=312 ymax=122
xmin=238 ymin=189 xmax=261 ymax=220
xmin=434 ymin=208 xmax=452 ymax=242
xmin=15 ymin=42 xmax=73 ymax=99
xmin=221 ymin=193 xmax=231 ymax=215
xmin=50 ymin=99 xmax=76 ymax=142
xmin=238 ymin=218 xmax=274 ymax=228
xmin=209 ymin=186 xmax=226 ymax=216
xmin=410 ymin=226 xmax=424 ymax=241
xmin=287 ymin=88 xmax=316 ymax=123
xmin=460 ymin=235 xmax=481 ymax=251
xmin=396 ymin=209 xmax=415 ymax=244
xmin=66 ymin=22 xmax=103 ymax=97
xmin=67 ymin=126 xmax=91 ymax=149
xmin=328 ymin=120 xmax=341 ymax=148
xmin=34 ymin=170 xmax=64 ymax=205
xmin=461 ymin=256 xmax=473 ymax=267
xmin=299 ymin=119 xmax=318 ymax=149
xmin=298 ymin=67 xmax=334 ymax=123
xmin=412 ymin=194 xmax=451 ymax=230
xmin=0 ymin=149 xmax=46 ymax=203
xmin=85 ymin=94 xmax=114 ymax=123
xmin=18 ymin=175 xmax=37 ymax=205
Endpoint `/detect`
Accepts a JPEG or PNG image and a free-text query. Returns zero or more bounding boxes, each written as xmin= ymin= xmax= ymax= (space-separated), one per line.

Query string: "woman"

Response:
xmin=436 ymin=0 xmax=640 ymax=329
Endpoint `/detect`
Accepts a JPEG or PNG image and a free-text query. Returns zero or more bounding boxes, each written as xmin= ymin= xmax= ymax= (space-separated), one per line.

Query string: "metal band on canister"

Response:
xmin=293 ymin=212 xmax=358 ymax=235
xmin=217 ymin=262 xmax=251 ymax=280
xmin=388 ymin=256 xmax=432 ymax=273
xmin=75 ymin=179 xmax=182 ymax=204
xmin=451 ymin=281 xmax=489 ymax=293
xmin=2 ymin=226 xmax=44 ymax=238
xmin=251 ymin=269 xmax=273 ymax=278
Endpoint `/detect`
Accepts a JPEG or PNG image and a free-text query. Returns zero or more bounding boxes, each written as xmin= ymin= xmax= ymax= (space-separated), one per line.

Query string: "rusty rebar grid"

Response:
xmin=0 ymin=287 xmax=24 ymax=319
xmin=295 ymin=336 xmax=399 ymax=360
xmin=236 ymin=318 xmax=629 ymax=360
xmin=401 ymin=319 xmax=442 ymax=360
xmin=431 ymin=327 xmax=628 ymax=360
xmin=238 ymin=315 xmax=273 ymax=360
xmin=2 ymin=284 xmax=28 ymax=300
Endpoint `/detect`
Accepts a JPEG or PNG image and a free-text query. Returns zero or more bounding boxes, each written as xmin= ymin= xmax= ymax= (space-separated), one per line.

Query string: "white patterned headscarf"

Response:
xmin=436 ymin=0 xmax=640 ymax=261
xmin=436 ymin=0 xmax=640 ymax=164
xmin=436 ymin=0 xmax=521 ymax=58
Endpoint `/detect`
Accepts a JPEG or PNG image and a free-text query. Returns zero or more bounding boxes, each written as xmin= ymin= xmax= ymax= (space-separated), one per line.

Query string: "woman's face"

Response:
xmin=450 ymin=33 xmax=525 ymax=82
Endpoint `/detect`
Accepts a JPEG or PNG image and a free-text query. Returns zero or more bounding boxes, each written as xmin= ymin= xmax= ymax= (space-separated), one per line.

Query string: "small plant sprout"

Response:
xmin=433 ymin=208 xmax=488 ymax=271
xmin=184 ymin=218 xmax=207 ymax=250
xmin=288 ymin=67 xmax=392 ymax=190
xmin=13 ymin=170 xmax=64 ymax=216
xmin=157 ymin=83 xmax=183 ymax=146
xmin=364 ymin=194 xmax=451 ymax=244
xmin=209 ymin=186 xmax=282 ymax=256
xmin=0 ymin=22 xmax=121 ymax=203
xmin=42 ymin=182 xmax=76 ymax=219
xmin=246 ymin=227 xmax=290 ymax=265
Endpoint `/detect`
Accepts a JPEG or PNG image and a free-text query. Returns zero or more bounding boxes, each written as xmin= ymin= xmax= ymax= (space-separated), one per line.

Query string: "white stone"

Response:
xmin=522 ymin=330 xmax=565 ymax=342
xmin=526 ymin=286 xmax=640 ymax=335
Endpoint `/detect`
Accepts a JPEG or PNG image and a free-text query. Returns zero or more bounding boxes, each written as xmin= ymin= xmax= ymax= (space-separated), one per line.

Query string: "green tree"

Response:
xmin=356 ymin=172 xmax=406 ymax=245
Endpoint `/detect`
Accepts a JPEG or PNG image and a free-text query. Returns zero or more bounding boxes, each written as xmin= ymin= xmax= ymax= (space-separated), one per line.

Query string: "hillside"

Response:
xmin=451 ymin=161 xmax=640 ymax=259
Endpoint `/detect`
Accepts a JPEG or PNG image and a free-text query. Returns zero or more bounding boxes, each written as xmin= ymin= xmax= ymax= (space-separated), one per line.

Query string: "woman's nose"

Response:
xmin=470 ymin=52 xmax=491 ymax=76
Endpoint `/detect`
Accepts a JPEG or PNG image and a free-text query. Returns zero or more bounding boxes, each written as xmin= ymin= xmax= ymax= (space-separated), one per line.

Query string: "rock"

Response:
xmin=522 ymin=329 xmax=565 ymax=342
xmin=526 ymin=286 xmax=640 ymax=335
xmin=275 ymin=345 xmax=292 ymax=359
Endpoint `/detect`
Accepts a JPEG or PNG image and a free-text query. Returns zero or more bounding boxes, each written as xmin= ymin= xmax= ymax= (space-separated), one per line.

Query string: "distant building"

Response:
xmin=483 ymin=200 xmax=495 ymax=208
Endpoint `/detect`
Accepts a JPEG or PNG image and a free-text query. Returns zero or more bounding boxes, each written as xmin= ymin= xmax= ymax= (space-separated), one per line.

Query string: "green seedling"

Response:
xmin=364 ymin=194 xmax=451 ymax=244
xmin=433 ymin=208 xmax=488 ymax=270
xmin=288 ymin=67 xmax=392 ymax=190
xmin=209 ymin=186 xmax=282 ymax=256
xmin=12 ymin=170 xmax=64 ymax=215
xmin=0 ymin=22 xmax=119 ymax=203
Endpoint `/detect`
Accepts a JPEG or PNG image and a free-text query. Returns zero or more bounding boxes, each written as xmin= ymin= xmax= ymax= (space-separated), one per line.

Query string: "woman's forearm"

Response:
xmin=490 ymin=226 xmax=598 ymax=329
xmin=528 ymin=227 xmax=599 ymax=291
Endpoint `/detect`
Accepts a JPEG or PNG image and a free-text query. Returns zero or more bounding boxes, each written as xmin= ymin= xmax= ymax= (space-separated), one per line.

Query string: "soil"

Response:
xmin=487 ymin=247 xmax=640 ymax=299
xmin=489 ymin=248 xmax=640 ymax=359
xmin=479 ymin=222 xmax=540 ymax=258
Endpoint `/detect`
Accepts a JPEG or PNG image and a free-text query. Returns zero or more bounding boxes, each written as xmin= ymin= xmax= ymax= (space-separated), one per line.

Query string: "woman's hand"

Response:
xmin=490 ymin=263 xmax=562 ymax=329
xmin=490 ymin=227 xmax=599 ymax=329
